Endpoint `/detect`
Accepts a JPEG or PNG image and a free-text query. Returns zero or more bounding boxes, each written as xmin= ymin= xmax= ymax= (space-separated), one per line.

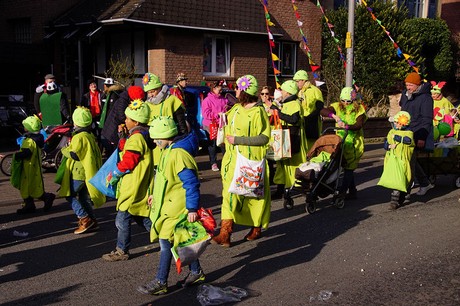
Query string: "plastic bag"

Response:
xmin=197 ymin=284 xmax=248 ymax=306
xmin=228 ymin=147 xmax=265 ymax=198
xmin=88 ymin=149 xmax=119 ymax=198
xmin=197 ymin=207 xmax=217 ymax=236
xmin=209 ymin=119 xmax=218 ymax=140
xmin=54 ymin=156 xmax=68 ymax=184
xmin=377 ymin=150 xmax=408 ymax=192
xmin=171 ymin=214 xmax=211 ymax=274
xmin=215 ymin=114 xmax=227 ymax=147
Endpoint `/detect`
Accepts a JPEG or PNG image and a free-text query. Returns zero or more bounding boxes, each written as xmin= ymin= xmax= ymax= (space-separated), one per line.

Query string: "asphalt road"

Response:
xmin=1 ymin=147 xmax=460 ymax=305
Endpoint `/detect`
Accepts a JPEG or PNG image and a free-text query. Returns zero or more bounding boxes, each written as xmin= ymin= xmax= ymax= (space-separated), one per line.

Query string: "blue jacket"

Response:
xmin=400 ymin=82 xmax=434 ymax=151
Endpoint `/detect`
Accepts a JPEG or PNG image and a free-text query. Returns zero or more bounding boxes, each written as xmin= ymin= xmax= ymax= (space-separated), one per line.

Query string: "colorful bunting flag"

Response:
xmin=290 ymin=0 xmax=320 ymax=79
xmin=360 ymin=1 xmax=419 ymax=72
xmin=261 ymin=1 xmax=280 ymax=88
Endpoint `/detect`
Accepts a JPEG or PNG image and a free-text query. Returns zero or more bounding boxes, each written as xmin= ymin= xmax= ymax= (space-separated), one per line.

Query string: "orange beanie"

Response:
xmin=404 ymin=72 xmax=421 ymax=85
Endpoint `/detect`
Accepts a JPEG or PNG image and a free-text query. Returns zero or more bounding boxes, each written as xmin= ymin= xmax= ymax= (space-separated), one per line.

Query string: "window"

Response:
xmin=203 ymin=35 xmax=230 ymax=76
xmin=11 ymin=18 xmax=31 ymax=44
xmin=269 ymin=41 xmax=297 ymax=77
xmin=398 ymin=0 xmax=437 ymax=18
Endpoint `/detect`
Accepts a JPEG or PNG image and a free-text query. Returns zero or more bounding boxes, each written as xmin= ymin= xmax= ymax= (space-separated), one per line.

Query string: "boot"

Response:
xmin=211 ymin=219 xmax=233 ymax=247
xmin=244 ymin=227 xmax=261 ymax=241
xmin=17 ymin=197 xmax=36 ymax=215
xmin=41 ymin=193 xmax=55 ymax=212
xmin=74 ymin=216 xmax=96 ymax=234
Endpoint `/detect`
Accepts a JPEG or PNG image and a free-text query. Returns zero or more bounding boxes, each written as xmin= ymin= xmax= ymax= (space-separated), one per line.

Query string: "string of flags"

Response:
xmin=361 ymin=0 xmax=419 ymax=73
xmin=290 ymin=0 xmax=320 ymax=79
xmin=316 ymin=0 xmax=347 ymax=68
xmin=261 ymin=0 xmax=281 ymax=88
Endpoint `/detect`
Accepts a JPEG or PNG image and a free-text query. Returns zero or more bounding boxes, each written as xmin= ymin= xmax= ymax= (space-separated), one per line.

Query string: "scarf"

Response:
xmin=89 ymin=91 xmax=101 ymax=117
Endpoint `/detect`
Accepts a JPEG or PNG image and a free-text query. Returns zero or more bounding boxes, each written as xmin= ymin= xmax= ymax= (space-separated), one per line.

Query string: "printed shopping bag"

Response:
xmin=88 ymin=149 xmax=120 ymax=198
xmin=171 ymin=214 xmax=211 ymax=274
xmin=216 ymin=113 xmax=227 ymax=147
xmin=228 ymin=147 xmax=265 ymax=198
xmin=377 ymin=150 xmax=408 ymax=192
xmin=267 ymin=110 xmax=291 ymax=161
xmin=10 ymin=154 xmax=22 ymax=189
xmin=209 ymin=119 xmax=218 ymax=140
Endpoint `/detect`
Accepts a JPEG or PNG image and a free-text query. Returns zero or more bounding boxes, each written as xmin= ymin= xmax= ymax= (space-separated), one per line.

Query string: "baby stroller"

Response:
xmin=283 ymin=127 xmax=347 ymax=213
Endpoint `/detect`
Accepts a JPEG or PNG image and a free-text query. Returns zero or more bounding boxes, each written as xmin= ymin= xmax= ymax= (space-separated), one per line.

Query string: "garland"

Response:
xmin=261 ymin=0 xmax=281 ymax=88
xmin=291 ymin=0 xmax=320 ymax=79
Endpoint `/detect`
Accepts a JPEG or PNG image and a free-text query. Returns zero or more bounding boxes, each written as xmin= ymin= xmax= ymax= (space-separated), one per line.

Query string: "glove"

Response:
xmin=36 ymin=84 xmax=45 ymax=94
xmin=393 ymin=135 xmax=402 ymax=143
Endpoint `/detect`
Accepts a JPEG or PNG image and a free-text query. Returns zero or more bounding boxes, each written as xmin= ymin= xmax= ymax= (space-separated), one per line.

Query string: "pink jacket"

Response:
xmin=201 ymin=92 xmax=228 ymax=127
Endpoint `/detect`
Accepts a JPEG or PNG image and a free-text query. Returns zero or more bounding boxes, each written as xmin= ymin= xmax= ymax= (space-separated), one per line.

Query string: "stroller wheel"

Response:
xmin=305 ymin=201 xmax=316 ymax=214
xmin=333 ymin=197 xmax=345 ymax=209
xmin=283 ymin=198 xmax=294 ymax=210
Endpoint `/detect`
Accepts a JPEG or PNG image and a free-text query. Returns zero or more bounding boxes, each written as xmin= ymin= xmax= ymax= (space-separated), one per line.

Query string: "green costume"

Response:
xmin=39 ymin=92 xmax=63 ymax=126
xmin=433 ymin=97 xmax=454 ymax=126
xmin=330 ymin=102 xmax=366 ymax=170
xmin=385 ymin=129 xmax=415 ymax=186
xmin=273 ymin=98 xmax=308 ymax=188
xmin=150 ymin=145 xmax=198 ymax=242
xmin=221 ymin=104 xmax=271 ymax=229
xmin=298 ymin=82 xmax=324 ymax=149
xmin=18 ymin=137 xmax=44 ymax=199
xmin=59 ymin=130 xmax=106 ymax=207
xmin=146 ymin=96 xmax=184 ymax=166
xmin=117 ymin=131 xmax=155 ymax=217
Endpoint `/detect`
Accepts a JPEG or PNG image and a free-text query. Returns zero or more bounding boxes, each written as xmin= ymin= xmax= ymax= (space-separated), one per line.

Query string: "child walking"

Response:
xmin=102 ymin=100 xmax=155 ymax=261
xmin=380 ymin=111 xmax=415 ymax=210
xmin=59 ymin=107 xmax=105 ymax=234
xmin=13 ymin=115 xmax=55 ymax=214
xmin=137 ymin=117 xmax=205 ymax=295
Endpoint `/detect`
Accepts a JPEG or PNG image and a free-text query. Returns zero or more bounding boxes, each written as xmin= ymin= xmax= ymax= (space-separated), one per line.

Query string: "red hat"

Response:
xmin=128 ymin=86 xmax=145 ymax=100
xmin=404 ymin=72 xmax=421 ymax=85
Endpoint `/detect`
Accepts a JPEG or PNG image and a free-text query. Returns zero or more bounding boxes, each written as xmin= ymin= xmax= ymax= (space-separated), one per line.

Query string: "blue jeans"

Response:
xmin=67 ymin=180 xmax=95 ymax=219
xmin=156 ymin=238 xmax=202 ymax=284
xmin=115 ymin=210 xmax=152 ymax=253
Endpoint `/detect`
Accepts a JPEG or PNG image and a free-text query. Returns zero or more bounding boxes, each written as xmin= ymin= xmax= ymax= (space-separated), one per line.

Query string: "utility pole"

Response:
xmin=345 ymin=0 xmax=355 ymax=87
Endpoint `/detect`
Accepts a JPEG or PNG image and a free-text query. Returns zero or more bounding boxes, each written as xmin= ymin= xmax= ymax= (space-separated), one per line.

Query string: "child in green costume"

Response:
xmin=102 ymin=100 xmax=155 ymax=261
xmin=13 ymin=115 xmax=55 ymax=214
xmin=59 ymin=107 xmax=105 ymax=234
xmin=137 ymin=116 xmax=204 ymax=295
xmin=381 ymin=111 xmax=415 ymax=210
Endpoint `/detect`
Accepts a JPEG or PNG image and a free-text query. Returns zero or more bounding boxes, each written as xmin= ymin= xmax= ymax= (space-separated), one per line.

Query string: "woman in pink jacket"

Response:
xmin=201 ymin=80 xmax=229 ymax=171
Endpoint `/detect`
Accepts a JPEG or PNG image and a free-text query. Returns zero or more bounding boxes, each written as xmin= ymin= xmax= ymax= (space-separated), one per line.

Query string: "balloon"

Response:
xmin=438 ymin=122 xmax=451 ymax=136
xmin=433 ymin=126 xmax=440 ymax=140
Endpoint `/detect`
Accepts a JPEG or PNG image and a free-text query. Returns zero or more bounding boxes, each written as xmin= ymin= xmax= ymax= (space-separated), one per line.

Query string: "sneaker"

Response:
xmin=181 ymin=270 xmax=206 ymax=287
xmin=416 ymin=183 xmax=434 ymax=196
xmin=74 ymin=216 xmax=96 ymax=234
xmin=211 ymin=163 xmax=219 ymax=172
xmin=102 ymin=247 xmax=129 ymax=261
xmin=43 ymin=193 xmax=55 ymax=212
xmin=137 ymin=279 xmax=168 ymax=295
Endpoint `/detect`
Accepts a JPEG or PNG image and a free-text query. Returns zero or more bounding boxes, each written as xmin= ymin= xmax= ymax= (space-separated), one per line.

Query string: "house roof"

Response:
xmin=53 ymin=0 xmax=270 ymax=35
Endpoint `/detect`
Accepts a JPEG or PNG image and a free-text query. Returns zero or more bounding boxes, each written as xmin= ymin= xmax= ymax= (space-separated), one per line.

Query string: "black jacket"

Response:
xmin=101 ymin=90 xmax=129 ymax=144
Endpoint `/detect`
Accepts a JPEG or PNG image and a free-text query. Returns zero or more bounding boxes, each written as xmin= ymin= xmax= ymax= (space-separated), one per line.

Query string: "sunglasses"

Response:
xmin=341 ymin=100 xmax=352 ymax=103
xmin=260 ymin=92 xmax=270 ymax=96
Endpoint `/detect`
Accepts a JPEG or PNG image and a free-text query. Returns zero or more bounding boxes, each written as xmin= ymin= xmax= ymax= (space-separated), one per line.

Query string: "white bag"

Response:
xmin=216 ymin=113 xmax=227 ymax=147
xmin=228 ymin=147 xmax=265 ymax=198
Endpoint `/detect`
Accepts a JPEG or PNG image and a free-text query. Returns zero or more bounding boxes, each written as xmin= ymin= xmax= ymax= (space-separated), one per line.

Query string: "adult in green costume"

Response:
xmin=380 ymin=111 xmax=414 ymax=210
xmin=293 ymin=70 xmax=324 ymax=149
xmin=13 ymin=115 xmax=55 ymax=214
xmin=142 ymin=73 xmax=188 ymax=166
xmin=320 ymin=87 xmax=367 ymax=199
xmin=59 ymin=107 xmax=105 ymax=234
xmin=211 ymin=75 xmax=271 ymax=247
xmin=102 ymin=100 xmax=155 ymax=262
xmin=270 ymin=80 xmax=308 ymax=202
xmin=137 ymin=117 xmax=205 ymax=295
xmin=38 ymin=81 xmax=71 ymax=126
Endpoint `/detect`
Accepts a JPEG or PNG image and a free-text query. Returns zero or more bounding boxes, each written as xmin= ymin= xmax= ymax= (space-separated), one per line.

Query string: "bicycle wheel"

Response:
xmin=0 ymin=153 xmax=14 ymax=176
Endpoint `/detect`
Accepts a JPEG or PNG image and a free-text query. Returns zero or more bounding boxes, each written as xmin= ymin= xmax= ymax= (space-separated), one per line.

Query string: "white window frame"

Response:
xmin=203 ymin=35 xmax=230 ymax=76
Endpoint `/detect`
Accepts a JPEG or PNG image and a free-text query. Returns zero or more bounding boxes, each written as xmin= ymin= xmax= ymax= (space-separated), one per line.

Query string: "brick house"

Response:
xmin=0 ymin=0 xmax=329 ymax=104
